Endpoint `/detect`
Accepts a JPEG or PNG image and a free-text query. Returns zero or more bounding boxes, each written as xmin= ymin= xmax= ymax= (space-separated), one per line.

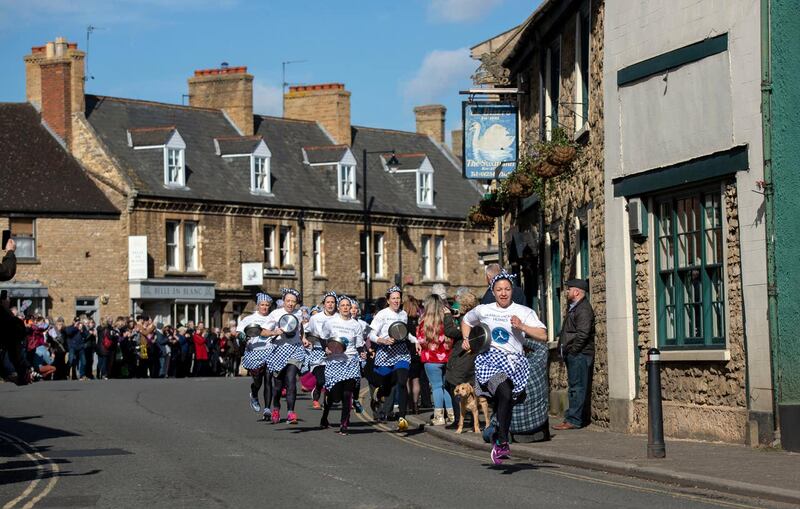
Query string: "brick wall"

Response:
xmin=284 ymin=84 xmax=351 ymax=145
xmin=0 ymin=216 xmax=128 ymax=320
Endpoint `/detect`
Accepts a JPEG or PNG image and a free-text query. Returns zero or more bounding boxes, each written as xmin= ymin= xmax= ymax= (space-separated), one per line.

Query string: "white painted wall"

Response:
xmin=604 ymin=0 xmax=771 ymax=416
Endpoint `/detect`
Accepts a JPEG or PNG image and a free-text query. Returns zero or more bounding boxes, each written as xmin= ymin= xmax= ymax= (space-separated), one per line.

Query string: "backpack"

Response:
xmin=102 ymin=331 xmax=113 ymax=351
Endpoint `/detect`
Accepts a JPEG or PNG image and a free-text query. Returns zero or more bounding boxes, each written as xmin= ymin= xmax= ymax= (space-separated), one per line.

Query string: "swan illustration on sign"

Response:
xmin=462 ymin=102 xmax=518 ymax=179
xmin=468 ymin=121 xmax=515 ymax=162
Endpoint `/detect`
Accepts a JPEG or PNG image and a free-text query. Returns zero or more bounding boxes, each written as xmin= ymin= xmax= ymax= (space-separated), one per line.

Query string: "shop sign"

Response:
xmin=241 ymin=262 xmax=264 ymax=286
xmin=462 ymin=101 xmax=518 ymax=179
xmin=131 ymin=281 xmax=215 ymax=301
xmin=128 ymin=236 xmax=148 ymax=280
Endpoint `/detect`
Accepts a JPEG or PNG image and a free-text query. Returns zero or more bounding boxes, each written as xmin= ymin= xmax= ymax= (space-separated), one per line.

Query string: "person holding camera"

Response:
xmin=65 ymin=317 xmax=88 ymax=380
xmin=0 ymin=237 xmax=15 ymax=281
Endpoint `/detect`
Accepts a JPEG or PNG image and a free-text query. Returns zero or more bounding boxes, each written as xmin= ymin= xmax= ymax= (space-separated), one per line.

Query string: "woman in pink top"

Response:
xmin=416 ymin=295 xmax=454 ymax=426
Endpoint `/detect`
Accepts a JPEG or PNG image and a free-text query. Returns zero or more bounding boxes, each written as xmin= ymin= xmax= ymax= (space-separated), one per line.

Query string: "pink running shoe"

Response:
xmin=491 ymin=442 xmax=506 ymax=465
xmin=271 ymin=408 xmax=281 ymax=424
xmin=287 ymin=411 xmax=298 ymax=424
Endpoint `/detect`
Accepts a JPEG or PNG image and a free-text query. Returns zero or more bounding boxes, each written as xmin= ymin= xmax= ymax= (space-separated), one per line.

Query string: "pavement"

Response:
xmin=406 ymin=412 xmax=800 ymax=506
xmin=3 ymin=377 xmax=795 ymax=509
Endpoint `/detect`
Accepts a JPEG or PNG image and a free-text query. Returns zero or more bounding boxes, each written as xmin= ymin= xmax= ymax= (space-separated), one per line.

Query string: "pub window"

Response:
xmin=656 ymin=188 xmax=725 ymax=348
xmin=9 ymin=217 xmax=35 ymax=259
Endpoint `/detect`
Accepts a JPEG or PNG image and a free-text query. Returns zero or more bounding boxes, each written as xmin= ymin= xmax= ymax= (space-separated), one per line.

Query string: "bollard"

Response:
xmin=647 ymin=347 xmax=666 ymax=458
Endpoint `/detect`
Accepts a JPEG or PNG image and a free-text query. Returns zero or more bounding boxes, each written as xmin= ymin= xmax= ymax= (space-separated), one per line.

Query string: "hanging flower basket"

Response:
xmin=504 ymin=171 xmax=535 ymax=199
xmin=547 ymin=145 xmax=577 ymax=166
xmin=533 ymin=160 xmax=567 ymax=178
xmin=467 ymin=206 xmax=495 ymax=227
xmin=479 ymin=195 xmax=506 ymax=217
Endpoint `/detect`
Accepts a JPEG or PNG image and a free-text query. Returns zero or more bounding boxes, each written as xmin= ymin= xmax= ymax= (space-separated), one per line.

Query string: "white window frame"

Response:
xmin=166 ymin=221 xmax=180 ymax=271
xmin=313 ymin=230 xmax=323 ymax=276
xmin=434 ymin=235 xmax=445 ymax=280
xmin=263 ymin=225 xmax=275 ymax=267
xmin=574 ymin=3 xmax=590 ymax=132
xmin=183 ymin=221 xmax=198 ymax=272
xmin=279 ymin=226 xmax=293 ymax=268
xmin=421 ymin=235 xmax=432 ymax=280
xmin=417 ymin=171 xmax=433 ymax=206
xmin=162 ymin=131 xmax=187 ymax=187
xmin=338 ymin=163 xmax=357 ymax=201
xmin=373 ymin=232 xmax=385 ymax=278
xmin=252 ymin=155 xmax=271 ymax=193
xmin=9 ymin=217 xmax=36 ymax=259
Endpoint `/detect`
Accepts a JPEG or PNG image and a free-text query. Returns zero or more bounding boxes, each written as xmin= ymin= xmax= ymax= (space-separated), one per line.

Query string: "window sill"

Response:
xmin=659 ymin=349 xmax=730 ymax=362
xmin=250 ymin=190 xmax=274 ymax=197
xmin=573 ymin=123 xmax=590 ymax=144
xmin=312 ymin=275 xmax=328 ymax=281
xmin=15 ymin=258 xmax=40 ymax=265
xmin=164 ymin=271 xmax=207 ymax=277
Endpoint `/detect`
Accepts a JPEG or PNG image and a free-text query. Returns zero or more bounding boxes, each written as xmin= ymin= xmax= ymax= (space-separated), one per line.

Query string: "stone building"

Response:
xmin=603 ymin=1 xmax=771 ymax=444
xmin=0 ymin=101 xmax=123 ymax=320
xmin=16 ymin=37 xmax=489 ymax=327
xmin=472 ymin=0 xmax=608 ymax=426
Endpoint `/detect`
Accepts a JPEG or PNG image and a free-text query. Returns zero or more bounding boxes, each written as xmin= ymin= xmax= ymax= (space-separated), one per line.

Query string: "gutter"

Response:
xmin=760 ymin=0 xmax=780 ymax=431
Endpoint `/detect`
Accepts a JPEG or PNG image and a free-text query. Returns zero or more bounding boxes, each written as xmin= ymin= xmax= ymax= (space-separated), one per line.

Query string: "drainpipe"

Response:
xmin=298 ymin=210 xmax=305 ymax=301
xmin=760 ymin=0 xmax=780 ymax=431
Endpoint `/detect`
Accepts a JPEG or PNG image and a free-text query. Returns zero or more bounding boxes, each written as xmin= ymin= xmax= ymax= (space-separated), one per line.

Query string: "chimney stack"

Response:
xmin=414 ymin=104 xmax=446 ymax=144
xmin=451 ymin=129 xmax=463 ymax=159
xmin=24 ymin=37 xmax=85 ymax=146
xmin=284 ymin=83 xmax=351 ymax=145
xmin=188 ymin=65 xmax=254 ymax=135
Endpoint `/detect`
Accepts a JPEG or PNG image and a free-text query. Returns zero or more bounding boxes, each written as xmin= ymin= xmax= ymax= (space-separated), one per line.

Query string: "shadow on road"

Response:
xmin=485 ymin=461 xmax=559 ymax=475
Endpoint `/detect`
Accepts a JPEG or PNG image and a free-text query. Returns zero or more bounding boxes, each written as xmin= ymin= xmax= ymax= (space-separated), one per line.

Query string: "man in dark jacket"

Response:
xmin=553 ymin=279 xmax=595 ymax=430
xmin=0 ymin=238 xmax=16 ymax=281
xmin=480 ymin=263 xmax=527 ymax=306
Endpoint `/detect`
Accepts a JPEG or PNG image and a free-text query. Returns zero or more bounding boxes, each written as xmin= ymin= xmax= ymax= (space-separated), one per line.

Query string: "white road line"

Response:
xmin=0 ymin=431 xmax=59 ymax=509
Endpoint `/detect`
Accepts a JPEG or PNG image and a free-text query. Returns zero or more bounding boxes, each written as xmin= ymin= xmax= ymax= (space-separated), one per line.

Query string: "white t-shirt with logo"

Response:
xmin=236 ymin=311 xmax=273 ymax=352
xmin=322 ymin=314 xmax=365 ymax=357
xmin=368 ymin=307 xmax=419 ymax=344
xmin=263 ymin=308 xmax=304 ymax=346
xmin=462 ymin=302 xmax=545 ymax=355
xmin=304 ymin=311 xmax=336 ymax=338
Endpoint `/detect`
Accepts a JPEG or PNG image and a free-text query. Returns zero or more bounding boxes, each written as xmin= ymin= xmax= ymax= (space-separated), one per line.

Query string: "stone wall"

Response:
xmin=511 ymin=0 xmax=609 ymax=425
xmin=0 ymin=217 xmax=129 ymax=320
xmin=630 ymin=181 xmax=749 ymax=443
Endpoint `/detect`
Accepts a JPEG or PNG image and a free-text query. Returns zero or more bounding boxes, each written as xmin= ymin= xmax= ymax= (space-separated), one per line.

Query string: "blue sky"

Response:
xmin=0 ymin=0 xmax=539 ymax=146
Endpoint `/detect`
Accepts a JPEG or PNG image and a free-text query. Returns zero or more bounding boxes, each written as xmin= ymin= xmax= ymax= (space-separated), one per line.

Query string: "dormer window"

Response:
xmin=417 ymin=170 xmax=433 ymax=206
xmin=253 ymin=155 xmax=270 ymax=193
xmin=338 ymin=164 xmax=356 ymax=201
xmin=166 ymin=147 xmax=185 ymax=185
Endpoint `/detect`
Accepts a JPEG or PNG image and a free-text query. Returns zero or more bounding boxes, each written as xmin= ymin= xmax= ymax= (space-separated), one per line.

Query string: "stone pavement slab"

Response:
xmin=407 ymin=414 xmax=800 ymax=506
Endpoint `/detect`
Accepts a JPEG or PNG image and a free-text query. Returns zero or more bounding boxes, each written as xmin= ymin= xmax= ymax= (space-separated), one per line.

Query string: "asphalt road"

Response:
xmin=0 ymin=378 xmax=787 ymax=509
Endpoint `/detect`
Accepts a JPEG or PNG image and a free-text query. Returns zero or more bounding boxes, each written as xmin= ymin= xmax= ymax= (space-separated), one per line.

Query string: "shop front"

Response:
xmin=0 ymin=281 xmax=48 ymax=317
xmin=129 ymin=278 xmax=216 ymax=327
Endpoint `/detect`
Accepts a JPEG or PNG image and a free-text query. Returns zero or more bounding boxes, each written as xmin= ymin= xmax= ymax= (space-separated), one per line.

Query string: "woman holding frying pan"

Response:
xmin=303 ymin=291 xmax=338 ymax=409
xmin=369 ymin=285 xmax=418 ymax=431
xmin=262 ymin=287 xmax=307 ymax=424
xmin=320 ymin=295 xmax=367 ymax=435
xmin=461 ymin=270 xmax=547 ymax=465
xmin=237 ymin=292 xmax=276 ymax=420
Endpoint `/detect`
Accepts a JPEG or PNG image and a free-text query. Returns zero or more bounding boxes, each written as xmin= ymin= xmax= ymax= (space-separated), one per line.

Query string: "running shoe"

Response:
xmin=320 ymin=417 xmax=330 ymax=428
xmin=338 ymin=425 xmax=348 ymax=436
xmin=287 ymin=411 xmax=298 ymax=424
xmin=397 ymin=417 xmax=409 ymax=432
xmin=249 ymin=395 xmax=261 ymax=413
xmin=262 ymin=409 xmax=270 ymax=421
xmin=271 ymin=408 xmax=281 ymax=424
xmin=353 ymin=400 xmax=364 ymax=414
xmin=312 ymin=400 xmax=321 ymax=410
xmin=490 ymin=442 xmax=505 ymax=465
xmin=497 ymin=442 xmax=511 ymax=459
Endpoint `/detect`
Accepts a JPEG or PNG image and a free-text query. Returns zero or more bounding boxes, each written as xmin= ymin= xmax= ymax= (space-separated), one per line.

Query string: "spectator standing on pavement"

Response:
xmin=192 ymin=322 xmax=209 ymax=376
xmin=65 ymin=317 xmax=87 ymax=380
xmin=403 ymin=294 xmax=423 ymax=414
xmin=416 ymin=294 xmax=455 ymax=426
xmin=0 ymin=238 xmax=15 ymax=281
xmin=480 ymin=263 xmax=527 ymax=307
xmin=553 ymin=279 xmax=595 ymax=431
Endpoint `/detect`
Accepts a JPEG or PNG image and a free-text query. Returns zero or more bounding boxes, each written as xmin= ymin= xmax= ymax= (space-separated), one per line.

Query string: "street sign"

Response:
xmin=462 ymin=101 xmax=518 ymax=179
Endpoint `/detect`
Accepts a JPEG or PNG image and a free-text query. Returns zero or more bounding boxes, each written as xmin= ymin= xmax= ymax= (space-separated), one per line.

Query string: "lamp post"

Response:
xmin=362 ymin=148 xmax=400 ymax=314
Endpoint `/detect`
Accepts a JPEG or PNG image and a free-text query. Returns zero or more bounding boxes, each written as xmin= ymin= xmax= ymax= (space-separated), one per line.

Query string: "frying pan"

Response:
xmin=387 ymin=321 xmax=409 ymax=342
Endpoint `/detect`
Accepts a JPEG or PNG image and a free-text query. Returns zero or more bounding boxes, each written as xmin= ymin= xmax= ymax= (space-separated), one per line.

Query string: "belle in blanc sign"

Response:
xmin=462 ymin=102 xmax=518 ymax=180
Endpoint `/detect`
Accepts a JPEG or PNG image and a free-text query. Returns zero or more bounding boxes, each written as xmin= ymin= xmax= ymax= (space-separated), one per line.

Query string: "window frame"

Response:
xmin=166 ymin=220 xmax=180 ymax=271
xmin=421 ymin=235 xmax=432 ymax=280
xmin=312 ymin=230 xmax=323 ymax=276
xmin=9 ymin=217 xmax=36 ymax=260
xmin=574 ymin=1 xmax=591 ymax=131
xmin=165 ymin=220 xmax=200 ymax=272
xmin=279 ymin=226 xmax=293 ymax=268
xmin=337 ymin=163 xmax=357 ymax=201
xmin=417 ymin=170 xmax=434 ymax=206
xmin=164 ymin=147 xmax=186 ymax=187
xmin=654 ymin=186 xmax=726 ymax=349
xmin=263 ymin=225 xmax=275 ymax=268
xmin=252 ymin=155 xmax=271 ymax=194
xmin=434 ymin=235 xmax=445 ymax=280
xmin=373 ymin=232 xmax=385 ymax=278
xmin=183 ymin=221 xmax=198 ymax=272
xmin=542 ymin=38 xmax=561 ymax=141
xmin=359 ymin=231 xmax=370 ymax=280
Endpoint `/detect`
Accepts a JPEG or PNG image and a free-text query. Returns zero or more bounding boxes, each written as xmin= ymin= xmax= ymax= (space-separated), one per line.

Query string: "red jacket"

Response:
xmin=415 ymin=320 xmax=452 ymax=364
xmin=192 ymin=333 xmax=209 ymax=361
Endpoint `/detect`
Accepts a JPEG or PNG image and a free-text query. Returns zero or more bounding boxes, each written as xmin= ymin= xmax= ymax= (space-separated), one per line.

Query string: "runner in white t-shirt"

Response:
xmin=461 ymin=270 xmax=547 ymax=465
xmin=237 ymin=292 xmax=274 ymax=419
xmin=303 ymin=291 xmax=338 ymax=409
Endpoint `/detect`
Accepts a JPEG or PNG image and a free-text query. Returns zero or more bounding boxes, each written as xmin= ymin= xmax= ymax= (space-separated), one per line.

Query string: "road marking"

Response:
xmin=353 ymin=391 xmax=763 ymax=509
xmin=0 ymin=431 xmax=59 ymax=509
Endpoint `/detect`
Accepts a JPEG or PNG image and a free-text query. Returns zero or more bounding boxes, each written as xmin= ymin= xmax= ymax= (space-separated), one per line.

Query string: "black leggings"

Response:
xmin=272 ymin=364 xmax=299 ymax=412
xmin=379 ymin=367 xmax=409 ymax=418
xmin=250 ymin=369 xmax=272 ymax=407
xmin=491 ymin=379 xmax=514 ymax=444
xmin=312 ymin=365 xmax=325 ymax=402
xmin=322 ymin=378 xmax=356 ymax=429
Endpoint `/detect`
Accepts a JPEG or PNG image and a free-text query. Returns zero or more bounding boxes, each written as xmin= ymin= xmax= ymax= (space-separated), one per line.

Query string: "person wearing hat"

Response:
xmin=303 ymin=291 xmax=338 ymax=409
xmin=461 ymin=270 xmax=547 ymax=465
xmin=237 ymin=292 xmax=275 ymax=420
xmin=368 ymin=285 xmax=418 ymax=431
xmin=319 ymin=295 xmax=366 ymax=435
xmin=553 ymin=278 xmax=595 ymax=431
xmin=262 ymin=288 xmax=307 ymax=425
